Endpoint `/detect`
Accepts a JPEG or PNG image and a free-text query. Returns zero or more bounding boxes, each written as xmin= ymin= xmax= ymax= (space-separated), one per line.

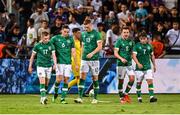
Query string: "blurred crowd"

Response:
xmin=0 ymin=0 xmax=179 ymax=59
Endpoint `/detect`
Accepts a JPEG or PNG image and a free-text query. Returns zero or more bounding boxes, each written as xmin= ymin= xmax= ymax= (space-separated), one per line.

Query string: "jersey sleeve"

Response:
xmin=71 ymin=37 xmax=75 ymax=48
xmin=133 ymin=44 xmax=138 ymax=54
xmin=32 ymin=44 xmax=38 ymax=54
xmin=50 ymin=36 xmax=56 ymax=44
xmin=96 ymin=31 xmax=102 ymax=43
xmin=114 ymin=39 xmax=120 ymax=50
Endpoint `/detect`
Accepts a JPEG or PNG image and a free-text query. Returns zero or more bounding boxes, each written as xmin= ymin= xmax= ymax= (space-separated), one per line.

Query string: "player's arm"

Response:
xmin=52 ymin=50 xmax=57 ymax=70
xmin=28 ymin=51 xmax=36 ymax=74
xmin=87 ymin=40 xmax=102 ymax=58
xmin=114 ymin=48 xmax=127 ymax=63
xmin=132 ymin=51 xmax=143 ymax=69
xmin=150 ymin=52 xmax=156 ymax=72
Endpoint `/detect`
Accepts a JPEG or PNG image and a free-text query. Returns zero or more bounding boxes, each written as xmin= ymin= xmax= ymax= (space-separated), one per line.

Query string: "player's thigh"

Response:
xmin=56 ymin=64 xmax=64 ymax=76
xmin=45 ymin=67 xmax=52 ymax=79
xmin=89 ymin=60 xmax=99 ymax=76
xmin=80 ymin=60 xmax=89 ymax=73
xmin=64 ymin=64 xmax=72 ymax=78
xmin=117 ymin=66 xmax=127 ymax=79
xmin=126 ymin=66 xmax=135 ymax=76
xmin=37 ymin=66 xmax=46 ymax=77
xmin=37 ymin=67 xmax=46 ymax=84
xmin=144 ymin=69 xmax=154 ymax=80
xmin=135 ymin=71 xmax=144 ymax=82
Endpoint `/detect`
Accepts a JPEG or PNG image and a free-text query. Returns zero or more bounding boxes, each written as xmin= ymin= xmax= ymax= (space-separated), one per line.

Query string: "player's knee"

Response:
xmin=146 ymin=79 xmax=153 ymax=84
xmin=64 ymin=77 xmax=69 ymax=84
xmin=129 ymin=77 xmax=135 ymax=83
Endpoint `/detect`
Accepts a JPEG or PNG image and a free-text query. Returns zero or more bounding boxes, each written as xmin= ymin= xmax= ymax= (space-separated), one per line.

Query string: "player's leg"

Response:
xmin=52 ymin=64 xmax=63 ymax=102
xmin=37 ymin=67 xmax=47 ymax=104
xmin=124 ymin=66 xmax=135 ymax=103
xmin=135 ymin=71 xmax=144 ymax=103
xmin=45 ymin=67 xmax=52 ymax=94
xmin=117 ymin=66 xmax=126 ymax=103
xmin=91 ymin=61 xmax=100 ymax=104
xmin=74 ymin=60 xmax=89 ymax=103
xmin=60 ymin=65 xmax=71 ymax=104
xmin=145 ymin=70 xmax=157 ymax=103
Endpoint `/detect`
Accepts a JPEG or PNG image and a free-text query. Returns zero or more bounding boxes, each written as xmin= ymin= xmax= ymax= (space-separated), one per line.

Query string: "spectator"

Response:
xmin=91 ymin=0 xmax=102 ymax=12
xmin=0 ymin=12 xmax=9 ymax=28
xmin=91 ymin=12 xmax=102 ymax=30
xmin=68 ymin=14 xmax=82 ymax=36
xmin=0 ymin=43 xmax=16 ymax=58
xmin=153 ymin=22 xmax=166 ymax=42
xmin=5 ymin=13 xmax=16 ymax=35
xmin=30 ymin=4 xmax=49 ymax=30
xmin=165 ymin=21 xmax=180 ymax=50
xmin=26 ymin=18 xmax=37 ymax=47
xmin=12 ymin=0 xmax=35 ymax=34
xmin=135 ymin=1 xmax=149 ymax=29
xmin=151 ymin=34 xmax=166 ymax=58
xmin=97 ymin=22 xmax=106 ymax=48
xmin=168 ymin=7 xmax=180 ymax=26
xmin=38 ymin=20 xmax=50 ymax=41
xmin=55 ymin=6 xmax=68 ymax=24
xmin=104 ymin=11 xmax=117 ymax=31
xmin=0 ymin=23 xmax=5 ymax=43
xmin=104 ymin=22 xmax=119 ymax=56
xmin=5 ymin=25 xmax=22 ymax=55
xmin=50 ymin=16 xmax=63 ymax=36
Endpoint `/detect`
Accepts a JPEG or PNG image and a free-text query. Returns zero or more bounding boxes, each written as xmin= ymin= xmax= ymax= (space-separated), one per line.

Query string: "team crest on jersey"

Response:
xmin=129 ymin=42 xmax=132 ymax=46
xmin=40 ymin=47 xmax=42 ymax=50
xmin=48 ymin=46 xmax=51 ymax=50
xmin=147 ymin=46 xmax=151 ymax=50
xmin=62 ymin=43 xmax=65 ymax=47
xmin=90 ymin=35 xmax=94 ymax=38
xmin=67 ymin=40 xmax=70 ymax=43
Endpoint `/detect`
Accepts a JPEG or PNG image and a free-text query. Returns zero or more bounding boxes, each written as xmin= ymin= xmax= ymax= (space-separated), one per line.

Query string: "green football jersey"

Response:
xmin=50 ymin=35 xmax=74 ymax=64
xmin=133 ymin=42 xmax=153 ymax=71
xmin=81 ymin=29 xmax=101 ymax=61
xmin=33 ymin=42 xmax=55 ymax=67
xmin=115 ymin=37 xmax=134 ymax=66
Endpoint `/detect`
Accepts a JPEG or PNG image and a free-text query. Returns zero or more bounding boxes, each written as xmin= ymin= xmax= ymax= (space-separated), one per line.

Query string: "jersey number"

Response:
xmin=86 ymin=38 xmax=91 ymax=43
xmin=43 ymin=49 xmax=48 ymax=55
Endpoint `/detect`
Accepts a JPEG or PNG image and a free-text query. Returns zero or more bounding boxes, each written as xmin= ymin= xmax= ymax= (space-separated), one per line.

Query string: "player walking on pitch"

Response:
xmin=28 ymin=31 xmax=57 ymax=105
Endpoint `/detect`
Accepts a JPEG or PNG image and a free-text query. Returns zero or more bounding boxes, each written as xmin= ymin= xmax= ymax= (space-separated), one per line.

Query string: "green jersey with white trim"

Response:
xmin=50 ymin=35 xmax=74 ymax=64
xmin=115 ymin=37 xmax=134 ymax=66
xmin=133 ymin=42 xmax=153 ymax=71
xmin=81 ymin=29 xmax=101 ymax=61
xmin=33 ymin=42 xmax=55 ymax=67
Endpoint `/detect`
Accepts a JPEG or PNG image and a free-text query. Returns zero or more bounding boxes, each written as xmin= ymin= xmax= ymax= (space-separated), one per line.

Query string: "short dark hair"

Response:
xmin=72 ymin=28 xmax=80 ymax=33
xmin=83 ymin=19 xmax=91 ymax=25
xmin=62 ymin=24 xmax=69 ymax=29
xmin=121 ymin=26 xmax=130 ymax=33
xmin=41 ymin=31 xmax=49 ymax=37
xmin=28 ymin=18 xmax=34 ymax=25
xmin=139 ymin=31 xmax=147 ymax=38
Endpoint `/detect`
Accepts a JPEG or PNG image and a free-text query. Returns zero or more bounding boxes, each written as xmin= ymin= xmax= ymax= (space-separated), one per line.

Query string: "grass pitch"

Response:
xmin=0 ymin=94 xmax=180 ymax=114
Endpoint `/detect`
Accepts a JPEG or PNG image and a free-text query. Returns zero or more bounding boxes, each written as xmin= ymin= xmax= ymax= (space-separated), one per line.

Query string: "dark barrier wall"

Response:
xmin=0 ymin=58 xmax=116 ymax=94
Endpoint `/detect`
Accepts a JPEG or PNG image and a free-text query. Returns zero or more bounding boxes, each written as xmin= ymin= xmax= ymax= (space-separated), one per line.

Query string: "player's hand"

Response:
xmin=53 ymin=64 xmax=57 ymax=71
xmin=153 ymin=66 xmax=156 ymax=72
xmin=28 ymin=67 xmax=33 ymax=74
xmin=137 ymin=63 xmax=143 ymax=69
xmin=86 ymin=53 xmax=93 ymax=59
xmin=75 ymin=65 xmax=79 ymax=72
xmin=120 ymin=58 xmax=127 ymax=63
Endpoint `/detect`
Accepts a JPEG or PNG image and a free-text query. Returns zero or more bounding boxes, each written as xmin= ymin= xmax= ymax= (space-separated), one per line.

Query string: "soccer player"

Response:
xmin=74 ymin=19 xmax=102 ymax=104
xmin=114 ymin=26 xmax=135 ymax=104
xmin=51 ymin=25 xmax=76 ymax=104
xmin=68 ymin=28 xmax=81 ymax=89
xmin=28 ymin=31 xmax=57 ymax=105
xmin=132 ymin=32 xmax=157 ymax=103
